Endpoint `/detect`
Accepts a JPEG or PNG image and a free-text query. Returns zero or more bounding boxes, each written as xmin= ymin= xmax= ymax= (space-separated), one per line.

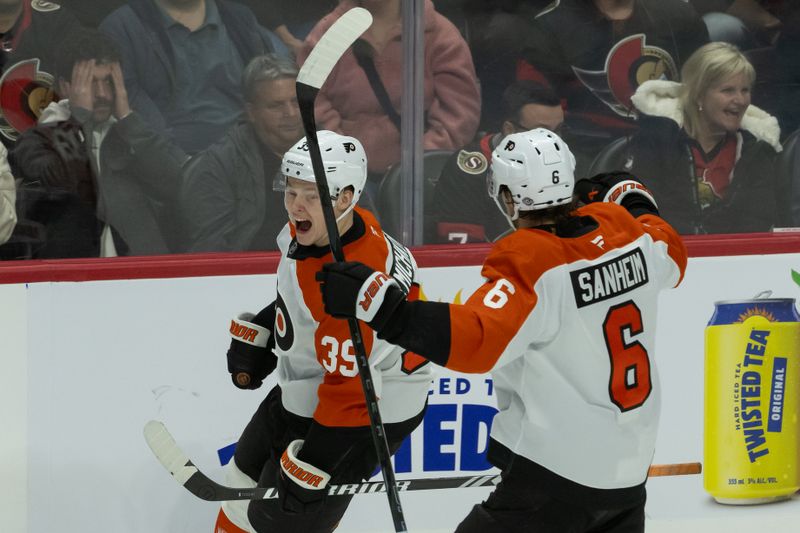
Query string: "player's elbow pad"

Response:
xmin=378 ymin=299 xmax=452 ymax=368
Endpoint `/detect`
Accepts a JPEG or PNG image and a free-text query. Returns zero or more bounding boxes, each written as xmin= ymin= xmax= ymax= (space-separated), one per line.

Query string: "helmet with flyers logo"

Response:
xmin=281 ymin=130 xmax=367 ymax=209
xmin=487 ymin=128 xmax=576 ymax=223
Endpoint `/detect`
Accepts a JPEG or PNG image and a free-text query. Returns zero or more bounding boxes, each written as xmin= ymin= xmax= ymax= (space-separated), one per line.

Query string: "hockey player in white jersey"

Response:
xmin=317 ymin=128 xmax=688 ymax=532
xmin=215 ymin=131 xmax=432 ymax=533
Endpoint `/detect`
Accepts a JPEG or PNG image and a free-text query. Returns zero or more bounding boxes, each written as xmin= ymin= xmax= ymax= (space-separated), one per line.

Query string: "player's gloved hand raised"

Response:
xmin=316 ymin=262 xmax=406 ymax=332
xmin=226 ymin=303 xmax=277 ymax=390
xmin=277 ymin=439 xmax=331 ymax=514
xmin=574 ymin=171 xmax=658 ymax=216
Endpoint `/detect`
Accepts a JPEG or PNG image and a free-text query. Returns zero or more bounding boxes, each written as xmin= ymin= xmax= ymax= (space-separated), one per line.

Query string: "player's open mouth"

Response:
xmin=296 ymin=220 xmax=312 ymax=232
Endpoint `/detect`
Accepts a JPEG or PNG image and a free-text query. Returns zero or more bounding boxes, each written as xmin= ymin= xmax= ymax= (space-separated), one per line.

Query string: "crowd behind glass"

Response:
xmin=0 ymin=0 xmax=797 ymax=260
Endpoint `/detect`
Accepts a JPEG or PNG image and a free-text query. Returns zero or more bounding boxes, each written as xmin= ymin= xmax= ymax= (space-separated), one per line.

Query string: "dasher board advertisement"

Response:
xmin=2 ymin=254 xmax=800 ymax=532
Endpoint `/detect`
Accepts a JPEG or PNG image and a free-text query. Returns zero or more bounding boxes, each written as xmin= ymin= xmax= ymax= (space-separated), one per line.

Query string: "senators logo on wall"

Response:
xmin=572 ymin=34 xmax=678 ymax=118
xmin=0 ymin=58 xmax=57 ymax=141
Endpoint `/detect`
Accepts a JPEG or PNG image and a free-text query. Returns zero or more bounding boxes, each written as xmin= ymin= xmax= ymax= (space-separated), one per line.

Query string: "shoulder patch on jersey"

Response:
xmin=456 ymin=150 xmax=488 ymax=175
xmin=32 ymin=0 xmax=61 ymax=12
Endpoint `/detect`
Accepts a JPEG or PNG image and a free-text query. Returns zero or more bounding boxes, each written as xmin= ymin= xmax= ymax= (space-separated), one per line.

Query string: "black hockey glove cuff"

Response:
xmin=574 ymin=171 xmax=658 ymax=216
xmin=226 ymin=303 xmax=277 ymax=390
xmin=277 ymin=439 xmax=332 ymax=514
xmin=317 ymin=261 xmax=407 ymax=333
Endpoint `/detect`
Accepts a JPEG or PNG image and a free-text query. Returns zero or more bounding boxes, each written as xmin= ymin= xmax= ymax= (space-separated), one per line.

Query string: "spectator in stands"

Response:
xmin=624 ymin=42 xmax=781 ymax=234
xmin=100 ymin=0 xmax=277 ymax=154
xmin=774 ymin=3 xmax=800 ymax=135
xmin=691 ymin=0 xmax=782 ymax=47
xmin=0 ymin=0 xmax=82 ymax=145
xmin=456 ymin=0 xmax=551 ymax=132
xmin=298 ymin=0 xmax=480 ymax=194
xmin=59 ymin=0 xmax=126 ymax=28
xmin=431 ymin=81 xmax=564 ymax=244
xmin=520 ymin=0 xmax=709 ymax=170
xmin=235 ymin=0 xmax=335 ymax=57
xmin=0 ymin=143 xmax=16 ymax=244
xmin=10 ymin=29 xmax=188 ymax=258
xmin=180 ymin=54 xmax=303 ymax=253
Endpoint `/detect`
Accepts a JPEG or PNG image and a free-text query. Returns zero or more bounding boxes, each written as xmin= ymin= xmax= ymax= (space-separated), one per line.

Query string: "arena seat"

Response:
xmin=377 ymin=150 xmax=453 ymax=242
xmin=584 ymin=136 xmax=631 ymax=177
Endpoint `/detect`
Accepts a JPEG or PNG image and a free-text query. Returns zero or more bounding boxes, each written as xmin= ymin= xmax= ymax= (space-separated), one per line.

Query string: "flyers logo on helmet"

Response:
xmin=573 ymin=34 xmax=678 ymax=118
xmin=0 ymin=59 xmax=56 ymax=141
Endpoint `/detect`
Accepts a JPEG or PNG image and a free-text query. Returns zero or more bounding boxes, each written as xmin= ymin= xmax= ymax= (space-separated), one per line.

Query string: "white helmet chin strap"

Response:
xmin=334 ymin=195 xmax=356 ymax=223
xmin=492 ymin=190 xmax=520 ymax=230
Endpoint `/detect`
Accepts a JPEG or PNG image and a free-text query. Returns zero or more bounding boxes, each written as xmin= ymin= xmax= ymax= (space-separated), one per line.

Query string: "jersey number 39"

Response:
xmin=602 ymin=301 xmax=652 ymax=412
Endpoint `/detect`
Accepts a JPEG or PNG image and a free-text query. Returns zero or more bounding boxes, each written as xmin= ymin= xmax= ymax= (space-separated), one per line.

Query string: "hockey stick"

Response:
xmin=294 ymin=8 xmax=409 ymax=533
xmin=144 ymin=421 xmax=701 ymax=502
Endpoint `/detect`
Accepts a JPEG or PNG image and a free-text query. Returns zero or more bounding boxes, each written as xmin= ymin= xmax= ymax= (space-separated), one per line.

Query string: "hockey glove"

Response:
xmin=227 ymin=303 xmax=277 ymax=390
xmin=574 ymin=171 xmax=659 ymax=216
xmin=277 ymin=439 xmax=332 ymax=514
xmin=316 ymin=261 xmax=406 ymax=333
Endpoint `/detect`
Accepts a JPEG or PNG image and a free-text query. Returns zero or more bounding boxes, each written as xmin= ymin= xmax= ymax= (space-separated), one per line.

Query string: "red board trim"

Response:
xmin=1 ymin=233 xmax=799 ymax=284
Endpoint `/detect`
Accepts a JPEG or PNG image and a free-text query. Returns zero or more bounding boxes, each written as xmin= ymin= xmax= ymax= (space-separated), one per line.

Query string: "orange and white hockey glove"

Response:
xmin=316 ymin=261 xmax=406 ymax=332
xmin=226 ymin=303 xmax=277 ymax=390
xmin=278 ymin=439 xmax=332 ymax=514
xmin=574 ymin=171 xmax=658 ymax=216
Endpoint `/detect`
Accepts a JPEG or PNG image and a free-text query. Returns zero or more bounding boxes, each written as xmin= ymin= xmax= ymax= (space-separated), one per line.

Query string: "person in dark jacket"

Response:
xmin=0 ymin=0 xmax=82 ymax=145
xmin=58 ymin=0 xmax=127 ymax=28
xmin=99 ymin=0 xmax=277 ymax=154
xmin=180 ymin=54 xmax=303 ymax=252
xmin=520 ymin=0 xmax=709 ymax=169
xmin=10 ymin=29 xmax=188 ymax=258
xmin=624 ymin=42 xmax=782 ymax=234
xmin=235 ymin=0 xmax=335 ymax=57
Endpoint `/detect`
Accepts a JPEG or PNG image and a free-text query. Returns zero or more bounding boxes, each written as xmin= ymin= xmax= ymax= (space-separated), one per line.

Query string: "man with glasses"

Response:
xmin=431 ymin=80 xmax=565 ymax=244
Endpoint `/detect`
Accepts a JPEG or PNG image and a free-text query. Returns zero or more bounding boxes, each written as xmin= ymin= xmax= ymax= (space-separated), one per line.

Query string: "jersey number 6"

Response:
xmin=602 ymin=301 xmax=652 ymax=412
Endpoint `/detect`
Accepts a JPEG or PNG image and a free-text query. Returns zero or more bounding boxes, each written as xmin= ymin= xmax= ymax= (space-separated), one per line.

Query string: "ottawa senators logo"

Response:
xmin=456 ymin=150 xmax=488 ymax=175
xmin=572 ymin=34 xmax=678 ymax=118
xmin=0 ymin=59 xmax=57 ymax=141
xmin=31 ymin=0 xmax=61 ymax=12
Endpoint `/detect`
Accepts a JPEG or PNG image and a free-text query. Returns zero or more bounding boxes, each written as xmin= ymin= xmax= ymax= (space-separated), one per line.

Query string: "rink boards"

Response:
xmin=2 ymin=250 xmax=800 ymax=532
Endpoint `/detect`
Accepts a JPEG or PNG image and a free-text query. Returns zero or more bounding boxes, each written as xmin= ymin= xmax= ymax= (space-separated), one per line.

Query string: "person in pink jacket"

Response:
xmin=298 ymin=0 xmax=481 ymax=184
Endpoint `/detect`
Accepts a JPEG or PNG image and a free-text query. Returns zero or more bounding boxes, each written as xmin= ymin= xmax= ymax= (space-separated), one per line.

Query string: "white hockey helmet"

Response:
xmin=487 ymin=128 xmax=576 ymax=223
xmin=282 ymin=130 xmax=367 ymax=210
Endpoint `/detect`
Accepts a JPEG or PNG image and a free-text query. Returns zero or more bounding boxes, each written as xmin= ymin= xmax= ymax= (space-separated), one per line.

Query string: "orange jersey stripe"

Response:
xmin=294 ymin=207 xmax=399 ymax=427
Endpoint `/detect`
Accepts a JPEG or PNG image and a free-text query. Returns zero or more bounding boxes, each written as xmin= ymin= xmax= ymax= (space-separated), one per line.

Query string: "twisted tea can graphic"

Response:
xmin=704 ymin=298 xmax=800 ymax=504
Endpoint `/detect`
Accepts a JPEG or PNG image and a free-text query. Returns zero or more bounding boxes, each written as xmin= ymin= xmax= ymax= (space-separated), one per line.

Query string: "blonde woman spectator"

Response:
xmin=298 ymin=0 xmax=480 ymax=185
xmin=625 ymin=42 xmax=782 ymax=234
xmin=0 ymin=144 xmax=17 ymax=244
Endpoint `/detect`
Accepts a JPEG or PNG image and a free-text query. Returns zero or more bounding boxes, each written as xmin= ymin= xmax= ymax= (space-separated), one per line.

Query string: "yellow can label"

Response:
xmin=704 ymin=316 xmax=800 ymax=500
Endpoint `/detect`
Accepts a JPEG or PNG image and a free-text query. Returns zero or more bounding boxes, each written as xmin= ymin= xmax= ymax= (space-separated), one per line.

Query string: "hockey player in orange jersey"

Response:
xmin=318 ymin=128 xmax=688 ymax=532
xmin=215 ymin=130 xmax=432 ymax=533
